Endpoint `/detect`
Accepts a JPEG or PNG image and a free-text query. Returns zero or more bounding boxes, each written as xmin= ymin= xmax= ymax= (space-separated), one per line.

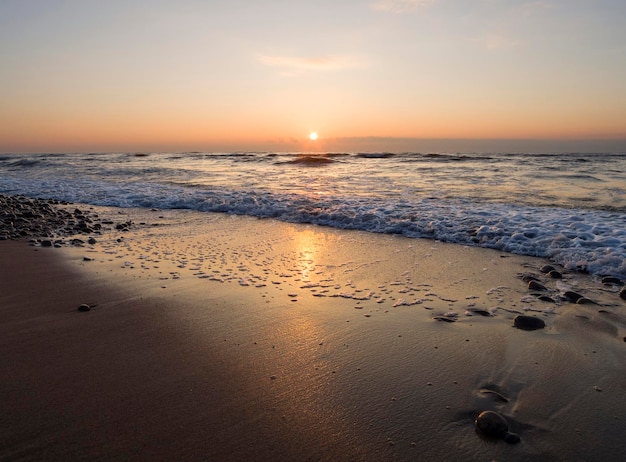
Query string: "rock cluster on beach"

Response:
xmin=520 ymin=262 xmax=625 ymax=312
xmin=0 ymin=194 xmax=127 ymax=245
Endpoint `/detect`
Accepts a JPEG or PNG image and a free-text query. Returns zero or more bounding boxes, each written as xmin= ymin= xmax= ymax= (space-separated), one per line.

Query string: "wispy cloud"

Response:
xmin=256 ymin=53 xmax=360 ymax=76
xmin=372 ymin=0 xmax=436 ymax=14
xmin=482 ymin=33 xmax=523 ymax=50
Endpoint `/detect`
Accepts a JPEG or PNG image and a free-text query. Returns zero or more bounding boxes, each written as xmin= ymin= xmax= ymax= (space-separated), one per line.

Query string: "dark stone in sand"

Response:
xmin=620 ymin=288 xmax=626 ymax=301
xmin=475 ymin=411 xmax=509 ymax=438
xmin=540 ymin=265 xmax=555 ymax=274
xmin=528 ymin=280 xmax=547 ymax=291
xmin=41 ymin=240 xmax=52 ymax=247
xmin=513 ymin=315 xmax=545 ymax=331
xmin=602 ymin=276 xmax=622 ymax=285
xmin=548 ymin=270 xmax=562 ymax=279
xmin=77 ymin=304 xmax=91 ymax=312
xmin=520 ymin=273 xmax=540 ymax=283
xmin=504 ymin=432 xmax=521 ymax=444
xmin=467 ymin=308 xmax=492 ymax=317
xmin=563 ymin=291 xmax=584 ymax=303
xmin=88 ymin=237 xmax=97 ymax=245
xmin=538 ymin=295 xmax=555 ymax=303
xmin=433 ymin=316 xmax=456 ymax=323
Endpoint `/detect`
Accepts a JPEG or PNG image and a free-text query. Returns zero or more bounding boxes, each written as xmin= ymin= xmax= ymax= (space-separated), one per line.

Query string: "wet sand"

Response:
xmin=1 ymin=207 xmax=625 ymax=461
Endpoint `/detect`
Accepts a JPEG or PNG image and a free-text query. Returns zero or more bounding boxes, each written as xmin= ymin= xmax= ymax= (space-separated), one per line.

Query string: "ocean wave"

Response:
xmin=356 ymin=152 xmax=395 ymax=159
xmin=8 ymin=158 xmax=41 ymax=167
xmin=1 ymin=176 xmax=625 ymax=279
xmin=277 ymin=155 xmax=337 ymax=165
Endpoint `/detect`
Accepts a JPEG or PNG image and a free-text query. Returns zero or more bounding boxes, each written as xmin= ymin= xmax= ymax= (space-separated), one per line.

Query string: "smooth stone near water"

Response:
xmin=475 ymin=411 xmax=509 ymax=438
xmin=540 ymin=265 xmax=555 ymax=274
xmin=528 ymin=280 xmax=547 ymax=291
xmin=548 ymin=270 xmax=562 ymax=279
xmin=563 ymin=291 xmax=584 ymax=303
xmin=513 ymin=315 xmax=546 ymax=331
xmin=521 ymin=273 xmax=540 ymax=283
xmin=77 ymin=304 xmax=91 ymax=312
xmin=475 ymin=411 xmax=521 ymax=444
xmin=601 ymin=276 xmax=622 ymax=285
xmin=620 ymin=288 xmax=626 ymax=301
xmin=538 ymin=295 xmax=555 ymax=303
xmin=467 ymin=308 xmax=492 ymax=317
xmin=433 ymin=315 xmax=456 ymax=323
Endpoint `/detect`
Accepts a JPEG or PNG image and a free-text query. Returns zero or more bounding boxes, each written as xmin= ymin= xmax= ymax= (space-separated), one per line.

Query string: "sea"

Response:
xmin=1 ymin=151 xmax=625 ymax=279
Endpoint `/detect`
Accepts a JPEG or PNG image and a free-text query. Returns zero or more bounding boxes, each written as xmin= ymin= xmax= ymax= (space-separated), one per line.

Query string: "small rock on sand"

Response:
xmin=513 ymin=315 xmax=545 ymax=331
xmin=528 ymin=280 xmax=547 ymax=291
xmin=475 ymin=411 xmax=508 ymax=438
xmin=619 ymin=288 xmax=626 ymax=301
xmin=475 ymin=411 xmax=520 ymax=444
xmin=548 ymin=270 xmax=562 ymax=279
xmin=601 ymin=276 xmax=622 ymax=285
xmin=77 ymin=304 xmax=91 ymax=312
xmin=433 ymin=315 xmax=456 ymax=323
xmin=563 ymin=291 xmax=584 ymax=303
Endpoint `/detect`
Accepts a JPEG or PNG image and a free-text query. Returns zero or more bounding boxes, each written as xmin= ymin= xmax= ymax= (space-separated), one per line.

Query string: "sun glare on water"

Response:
xmin=309 ymin=132 xmax=319 ymax=141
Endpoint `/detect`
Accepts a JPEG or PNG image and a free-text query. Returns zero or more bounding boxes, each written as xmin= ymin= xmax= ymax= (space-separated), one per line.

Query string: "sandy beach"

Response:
xmin=1 ymin=205 xmax=625 ymax=461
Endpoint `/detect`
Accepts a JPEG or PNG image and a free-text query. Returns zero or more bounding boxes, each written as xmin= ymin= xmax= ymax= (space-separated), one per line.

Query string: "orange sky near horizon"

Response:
xmin=2 ymin=1 xmax=626 ymax=153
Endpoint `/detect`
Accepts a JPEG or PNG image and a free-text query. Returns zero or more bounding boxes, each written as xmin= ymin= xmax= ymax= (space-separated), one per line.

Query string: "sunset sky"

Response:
xmin=1 ymin=0 xmax=626 ymax=153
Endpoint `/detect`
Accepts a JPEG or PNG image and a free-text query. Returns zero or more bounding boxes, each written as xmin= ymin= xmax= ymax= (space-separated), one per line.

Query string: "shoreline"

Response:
xmin=1 ymin=201 xmax=625 ymax=460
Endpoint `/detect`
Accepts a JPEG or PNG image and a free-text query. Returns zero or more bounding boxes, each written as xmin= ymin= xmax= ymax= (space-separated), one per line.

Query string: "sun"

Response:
xmin=309 ymin=132 xmax=319 ymax=141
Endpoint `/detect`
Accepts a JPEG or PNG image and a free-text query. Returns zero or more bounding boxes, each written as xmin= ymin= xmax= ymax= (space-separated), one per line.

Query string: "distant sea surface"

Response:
xmin=1 ymin=151 xmax=625 ymax=278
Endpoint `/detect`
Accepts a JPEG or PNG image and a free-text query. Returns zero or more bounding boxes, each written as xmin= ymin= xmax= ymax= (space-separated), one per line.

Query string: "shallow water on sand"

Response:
xmin=49 ymin=206 xmax=626 ymax=461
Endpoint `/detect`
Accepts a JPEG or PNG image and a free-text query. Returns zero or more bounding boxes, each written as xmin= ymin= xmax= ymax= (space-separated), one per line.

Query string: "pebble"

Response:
xmin=475 ymin=411 xmax=520 ymax=444
xmin=528 ymin=280 xmax=547 ymax=291
xmin=475 ymin=411 xmax=508 ymax=438
xmin=563 ymin=291 xmax=584 ymax=303
xmin=540 ymin=265 xmax=556 ymax=273
xmin=77 ymin=304 xmax=91 ymax=312
xmin=521 ymin=273 xmax=540 ymax=283
xmin=433 ymin=316 xmax=456 ymax=323
xmin=619 ymin=288 xmax=626 ymax=301
xmin=466 ymin=308 xmax=492 ymax=317
xmin=513 ymin=315 xmax=546 ymax=331
xmin=538 ymin=295 xmax=555 ymax=303
xmin=601 ymin=276 xmax=622 ymax=285
xmin=548 ymin=270 xmax=562 ymax=279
